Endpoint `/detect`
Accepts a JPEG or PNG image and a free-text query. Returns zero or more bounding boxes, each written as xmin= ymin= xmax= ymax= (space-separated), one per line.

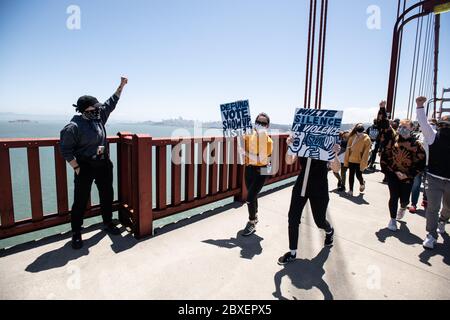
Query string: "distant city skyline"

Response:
xmin=0 ymin=0 xmax=449 ymax=125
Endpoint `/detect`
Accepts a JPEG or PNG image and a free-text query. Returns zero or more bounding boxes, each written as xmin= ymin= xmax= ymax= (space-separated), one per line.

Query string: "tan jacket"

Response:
xmin=344 ymin=134 xmax=372 ymax=171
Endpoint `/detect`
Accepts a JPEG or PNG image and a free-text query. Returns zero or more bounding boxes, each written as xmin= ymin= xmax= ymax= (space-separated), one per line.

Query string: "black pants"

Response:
xmin=288 ymin=179 xmax=332 ymax=250
xmin=348 ymin=162 xmax=364 ymax=192
xmin=245 ymin=165 xmax=267 ymax=221
xmin=386 ymin=171 xmax=413 ymax=219
xmin=71 ymin=159 xmax=114 ymax=233
xmin=368 ymin=141 xmax=380 ymax=167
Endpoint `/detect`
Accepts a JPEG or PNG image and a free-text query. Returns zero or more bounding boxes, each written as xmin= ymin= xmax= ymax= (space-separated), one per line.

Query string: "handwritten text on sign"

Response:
xmin=221 ymin=100 xmax=252 ymax=137
xmin=288 ymin=108 xmax=343 ymax=161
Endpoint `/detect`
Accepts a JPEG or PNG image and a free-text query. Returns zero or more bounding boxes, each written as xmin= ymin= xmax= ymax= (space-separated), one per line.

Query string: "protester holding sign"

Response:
xmin=277 ymin=107 xmax=342 ymax=265
xmin=415 ymin=96 xmax=450 ymax=249
xmin=344 ymin=124 xmax=371 ymax=197
xmin=277 ymin=139 xmax=341 ymax=265
xmin=240 ymin=113 xmax=273 ymax=236
xmin=221 ymin=100 xmax=253 ymax=137
xmin=377 ymin=100 xmax=426 ymax=232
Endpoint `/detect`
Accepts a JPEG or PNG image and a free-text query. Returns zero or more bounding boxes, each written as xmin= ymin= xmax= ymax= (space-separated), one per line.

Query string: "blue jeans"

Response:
xmin=411 ymin=174 xmax=422 ymax=206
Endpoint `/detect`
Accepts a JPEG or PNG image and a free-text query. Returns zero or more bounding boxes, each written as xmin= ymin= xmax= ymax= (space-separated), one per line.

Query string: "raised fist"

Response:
xmin=416 ymin=96 xmax=427 ymax=108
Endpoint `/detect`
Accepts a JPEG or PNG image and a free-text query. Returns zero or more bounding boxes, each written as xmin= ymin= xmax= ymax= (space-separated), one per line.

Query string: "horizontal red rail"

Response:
xmin=0 ymin=132 xmax=299 ymax=240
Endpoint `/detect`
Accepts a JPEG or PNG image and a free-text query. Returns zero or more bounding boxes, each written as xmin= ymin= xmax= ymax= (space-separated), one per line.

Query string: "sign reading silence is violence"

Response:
xmin=287 ymin=108 xmax=343 ymax=161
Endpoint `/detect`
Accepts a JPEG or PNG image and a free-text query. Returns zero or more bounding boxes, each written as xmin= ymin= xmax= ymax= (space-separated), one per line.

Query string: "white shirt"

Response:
xmin=416 ymin=107 xmax=450 ymax=181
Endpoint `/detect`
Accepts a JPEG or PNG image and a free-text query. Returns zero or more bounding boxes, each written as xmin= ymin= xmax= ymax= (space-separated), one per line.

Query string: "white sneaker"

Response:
xmin=388 ymin=219 xmax=398 ymax=231
xmin=396 ymin=207 xmax=406 ymax=220
xmin=359 ymin=183 xmax=365 ymax=193
xmin=437 ymin=221 xmax=446 ymax=234
xmin=423 ymin=234 xmax=437 ymax=249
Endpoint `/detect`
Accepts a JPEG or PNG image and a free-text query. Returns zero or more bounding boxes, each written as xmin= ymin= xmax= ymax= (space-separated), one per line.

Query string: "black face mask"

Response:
xmin=83 ymin=107 xmax=101 ymax=120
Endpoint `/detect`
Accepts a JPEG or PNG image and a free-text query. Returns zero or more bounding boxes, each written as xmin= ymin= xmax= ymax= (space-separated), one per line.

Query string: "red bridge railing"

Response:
xmin=0 ymin=133 xmax=300 ymax=240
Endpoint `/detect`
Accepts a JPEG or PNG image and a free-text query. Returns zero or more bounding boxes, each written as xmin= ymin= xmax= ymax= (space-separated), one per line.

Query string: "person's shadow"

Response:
xmin=202 ymin=231 xmax=263 ymax=260
xmin=272 ymin=247 xmax=333 ymax=300
xmin=419 ymin=232 xmax=450 ymax=267
xmin=375 ymin=221 xmax=423 ymax=245
xmin=330 ymin=190 xmax=370 ymax=205
xmin=24 ymin=222 xmax=137 ymax=273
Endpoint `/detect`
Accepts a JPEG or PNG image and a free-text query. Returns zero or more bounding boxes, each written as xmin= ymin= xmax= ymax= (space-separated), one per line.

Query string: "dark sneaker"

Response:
xmin=242 ymin=221 xmax=256 ymax=236
xmin=104 ymin=222 xmax=121 ymax=235
xmin=325 ymin=228 xmax=334 ymax=246
xmin=71 ymin=232 xmax=83 ymax=250
xmin=277 ymin=252 xmax=296 ymax=265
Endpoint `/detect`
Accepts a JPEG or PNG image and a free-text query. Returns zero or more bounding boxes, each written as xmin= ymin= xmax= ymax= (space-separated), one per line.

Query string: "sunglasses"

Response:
xmin=256 ymin=120 xmax=268 ymax=126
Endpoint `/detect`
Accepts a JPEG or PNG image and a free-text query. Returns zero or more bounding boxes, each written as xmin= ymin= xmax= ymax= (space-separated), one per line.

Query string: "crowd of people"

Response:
xmin=60 ymin=83 xmax=449 ymax=257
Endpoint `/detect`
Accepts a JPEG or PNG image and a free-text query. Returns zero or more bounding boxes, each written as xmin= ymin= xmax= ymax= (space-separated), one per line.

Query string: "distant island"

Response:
xmin=8 ymin=119 xmax=37 ymax=123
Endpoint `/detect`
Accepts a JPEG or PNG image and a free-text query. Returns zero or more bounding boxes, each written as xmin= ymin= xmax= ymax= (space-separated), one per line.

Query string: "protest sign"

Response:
xmin=287 ymin=108 xmax=343 ymax=161
xmin=220 ymin=100 xmax=253 ymax=137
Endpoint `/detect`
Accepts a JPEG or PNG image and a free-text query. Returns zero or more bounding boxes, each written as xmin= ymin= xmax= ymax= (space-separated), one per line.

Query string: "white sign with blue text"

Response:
xmin=287 ymin=108 xmax=343 ymax=161
xmin=221 ymin=100 xmax=253 ymax=137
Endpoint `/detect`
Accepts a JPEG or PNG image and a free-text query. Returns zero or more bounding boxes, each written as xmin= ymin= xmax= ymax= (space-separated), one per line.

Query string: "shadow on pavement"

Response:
xmin=375 ymin=221 xmax=423 ymax=245
xmin=419 ymin=232 xmax=450 ymax=267
xmin=24 ymin=222 xmax=137 ymax=273
xmin=330 ymin=190 xmax=370 ymax=205
xmin=202 ymin=231 xmax=263 ymax=260
xmin=272 ymin=246 xmax=333 ymax=300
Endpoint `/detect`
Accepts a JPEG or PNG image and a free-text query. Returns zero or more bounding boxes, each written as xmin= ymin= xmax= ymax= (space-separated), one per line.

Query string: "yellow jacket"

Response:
xmin=344 ymin=134 xmax=372 ymax=171
xmin=244 ymin=131 xmax=273 ymax=166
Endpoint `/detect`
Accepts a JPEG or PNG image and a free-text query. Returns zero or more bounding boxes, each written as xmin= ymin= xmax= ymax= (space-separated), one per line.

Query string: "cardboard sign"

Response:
xmin=221 ymin=100 xmax=253 ymax=137
xmin=287 ymin=108 xmax=343 ymax=161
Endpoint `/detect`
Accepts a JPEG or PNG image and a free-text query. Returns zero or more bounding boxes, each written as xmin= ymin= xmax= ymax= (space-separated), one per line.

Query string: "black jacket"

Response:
xmin=60 ymin=94 xmax=119 ymax=162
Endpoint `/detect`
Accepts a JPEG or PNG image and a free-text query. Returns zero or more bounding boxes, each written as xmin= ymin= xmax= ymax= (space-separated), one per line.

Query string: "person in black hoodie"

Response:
xmin=277 ymin=135 xmax=341 ymax=265
xmin=60 ymin=77 xmax=128 ymax=249
xmin=416 ymin=96 xmax=450 ymax=249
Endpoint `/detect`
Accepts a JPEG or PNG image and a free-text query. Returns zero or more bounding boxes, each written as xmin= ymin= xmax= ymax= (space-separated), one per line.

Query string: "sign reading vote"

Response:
xmin=287 ymin=108 xmax=343 ymax=161
xmin=221 ymin=100 xmax=253 ymax=137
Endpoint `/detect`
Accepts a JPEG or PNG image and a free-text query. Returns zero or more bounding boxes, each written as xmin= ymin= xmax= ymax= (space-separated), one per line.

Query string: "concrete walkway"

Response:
xmin=1 ymin=170 xmax=449 ymax=300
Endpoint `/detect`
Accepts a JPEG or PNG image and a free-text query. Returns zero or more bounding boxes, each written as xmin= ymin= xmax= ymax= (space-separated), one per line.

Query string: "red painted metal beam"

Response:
xmin=208 ymin=139 xmax=219 ymax=195
xmin=197 ymin=140 xmax=207 ymax=199
xmin=219 ymin=138 xmax=228 ymax=192
xmin=0 ymin=202 xmax=120 ymax=240
xmin=156 ymin=145 xmax=167 ymax=209
xmin=433 ymin=13 xmax=440 ymax=117
xmin=132 ymin=134 xmax=153 ymax=238
xmin=0 ymin=148 xmax=14 ymax=228
xmin=27 ymin=147 xmax=44 ymax=222
xmin=185 ymin=140 xmax=195 ymax=202
xmin=54 ymin=144 xmax=68 ymax=215
xmin=171 ymin=144 xmax=182 ymax=206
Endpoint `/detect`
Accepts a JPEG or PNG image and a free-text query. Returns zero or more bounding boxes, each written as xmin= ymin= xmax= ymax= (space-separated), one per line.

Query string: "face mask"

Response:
xmin=254 ymin=123 xmax=268 ymax=133
xmin=398 ymin=127 xmax=411 ymax=139
xmin=83 ymin=107 xmax=101 ymax=120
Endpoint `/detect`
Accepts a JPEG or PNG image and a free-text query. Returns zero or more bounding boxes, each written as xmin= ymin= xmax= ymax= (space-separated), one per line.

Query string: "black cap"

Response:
xmin=72 ymin=95 xmax=101 ymax=113
xmin=394 ymin=118 xmax=400 ymax=123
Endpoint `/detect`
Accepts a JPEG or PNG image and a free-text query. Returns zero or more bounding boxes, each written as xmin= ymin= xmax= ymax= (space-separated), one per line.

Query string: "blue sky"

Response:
xmin=0 ymin=0 xmax=449 ymax=124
